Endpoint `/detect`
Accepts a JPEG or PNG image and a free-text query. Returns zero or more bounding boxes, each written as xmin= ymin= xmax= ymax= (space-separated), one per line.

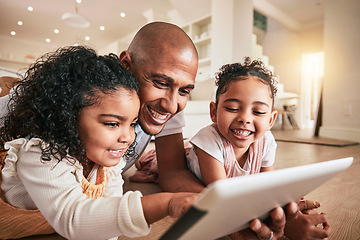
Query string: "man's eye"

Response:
xmin=179 ymin=89 xmax=191 ymax=96
xmin=153 ymin=80 xmax=168 ymax=88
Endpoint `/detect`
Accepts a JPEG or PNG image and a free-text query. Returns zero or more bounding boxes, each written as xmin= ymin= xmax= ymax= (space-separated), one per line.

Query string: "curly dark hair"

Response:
xmin=0 ymin=46 xmax=138 ymax=163
xmin=215 ymin=57 xmax=278 ymax=107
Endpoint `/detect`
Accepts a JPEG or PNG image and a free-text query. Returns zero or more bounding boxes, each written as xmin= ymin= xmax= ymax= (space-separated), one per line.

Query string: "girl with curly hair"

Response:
xmin=185 ymin=57 xmax=330 ymax=239
xmin=186 ymin=57 xmax=279 ymax=183
xmin=0 ymin=46 xmax=197 ymax=240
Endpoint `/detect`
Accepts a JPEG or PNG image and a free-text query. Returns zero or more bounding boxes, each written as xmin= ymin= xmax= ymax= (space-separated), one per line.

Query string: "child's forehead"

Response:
xmin=228 ymin=76 xmax=270 ymax=89
xmin=220 ymin=77 xmax=273 ymax=101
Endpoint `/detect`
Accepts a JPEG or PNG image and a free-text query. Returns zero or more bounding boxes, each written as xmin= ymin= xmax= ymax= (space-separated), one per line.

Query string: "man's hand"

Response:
xmin=250 ymin=203 xmax=298 ymax=240
xmin=228 ymin=203 xmax=298 ymax=240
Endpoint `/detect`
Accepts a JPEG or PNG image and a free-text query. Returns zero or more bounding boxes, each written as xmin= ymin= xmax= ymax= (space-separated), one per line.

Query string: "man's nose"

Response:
xmin=161 ymin=91 xmax=178 ymax=114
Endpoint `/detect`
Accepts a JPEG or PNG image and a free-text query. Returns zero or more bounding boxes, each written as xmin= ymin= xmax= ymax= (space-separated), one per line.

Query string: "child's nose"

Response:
xmin=237 ymin=111 xmax=252 ymax=124
xmin=118 ymin=127 xmax=134 ymax=144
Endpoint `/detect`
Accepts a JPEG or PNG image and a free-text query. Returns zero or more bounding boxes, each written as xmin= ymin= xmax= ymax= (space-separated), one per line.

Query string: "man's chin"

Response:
xmin=139 ymin=120 xmax=165 ymax=135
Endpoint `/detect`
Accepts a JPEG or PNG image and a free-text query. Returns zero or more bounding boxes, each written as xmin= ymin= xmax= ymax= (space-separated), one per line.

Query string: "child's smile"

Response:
xmin=77 ymin=88 xmax=140 ymax=168
xmin=230 ymin=128 xmax=254 ymax=139
xmin=210 ymin=76 xmax=277 ymax=152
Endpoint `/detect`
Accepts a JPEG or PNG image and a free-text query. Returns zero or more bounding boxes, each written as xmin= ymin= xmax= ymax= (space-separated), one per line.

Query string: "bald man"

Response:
xmin=119 ymin=22 xmax=294 ymax=239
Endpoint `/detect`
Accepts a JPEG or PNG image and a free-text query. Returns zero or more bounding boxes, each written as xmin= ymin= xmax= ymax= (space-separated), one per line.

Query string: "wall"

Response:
xmin=320 ymin=0 xmax=360 ymax=142
xmin=262 ymin=19 xmax=303 ymax=127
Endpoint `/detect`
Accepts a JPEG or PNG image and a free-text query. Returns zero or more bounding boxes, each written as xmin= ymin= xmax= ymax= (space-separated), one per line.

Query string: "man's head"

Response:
xmin=120 ymin=22 xmax=198 ymax=135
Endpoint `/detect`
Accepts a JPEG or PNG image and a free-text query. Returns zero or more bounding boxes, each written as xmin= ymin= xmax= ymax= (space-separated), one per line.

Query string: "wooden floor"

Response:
xmin=272 ymin=129 xmax=360 ymax=240
xmin=20 ymin=129 xmax=360 ymax=240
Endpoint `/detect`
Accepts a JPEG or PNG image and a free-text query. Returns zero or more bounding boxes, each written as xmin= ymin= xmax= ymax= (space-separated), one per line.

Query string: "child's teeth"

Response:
xmin=233 ymin=129 xmax=251 ymax=136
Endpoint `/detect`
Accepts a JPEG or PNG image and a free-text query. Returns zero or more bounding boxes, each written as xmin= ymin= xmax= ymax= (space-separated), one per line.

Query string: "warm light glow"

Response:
xmin=28 ymin=6 xmax=33 ymax=11
xmin=120 ymin=12 xmax=126 ymax=17
xmin=18 ymin=21 xmax=23 ymax=26
xmin=85 ymin=36 xmax=90 ymax=41
xmin=11 ymin=31 xmax=16 ymax=36
xmin=46 ymin=38 xmax=51 ymax=43
xmin=54 ymin=29 xmax=59 ymax=34
xmin=100 ymin=26 xmax=105 ymax=31
xmin=301 ymin=52 xmax=324 ymax=128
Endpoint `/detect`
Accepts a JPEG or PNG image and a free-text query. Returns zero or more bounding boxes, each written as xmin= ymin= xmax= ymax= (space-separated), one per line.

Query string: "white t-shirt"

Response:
xmin=186 ymin=125 xmax=277 ymax=181
xmin=156 ymin=110 xmax=185 ymax=137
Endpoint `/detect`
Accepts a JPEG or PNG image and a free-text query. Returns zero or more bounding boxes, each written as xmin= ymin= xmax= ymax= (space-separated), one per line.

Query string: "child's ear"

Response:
xmin=210 ymin=101 xmax=217 ymax=123
xmin=268 ymin=110 xmax=278 ymax=130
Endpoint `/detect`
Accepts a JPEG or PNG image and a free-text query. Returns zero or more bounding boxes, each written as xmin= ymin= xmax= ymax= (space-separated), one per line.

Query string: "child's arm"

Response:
xmin=196 ymin=147 xmax=227 ymax=186
xmin=141 ymin=192 xmax=199 ymax=224
xmin=260 ymin=165 xmax=274 ymax=172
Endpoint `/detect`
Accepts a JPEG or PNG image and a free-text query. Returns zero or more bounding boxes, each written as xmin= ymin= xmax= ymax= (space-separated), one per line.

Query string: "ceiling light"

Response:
xmin=120 ymin=12 xmax=126 ymax=18
xmin=76 ymin=0 xmax=82 ymax=3
xmin=18 ymin=21 xmax=23 ymax=26
xmin=85 ymin=36 xmax=90 ymax=41
xmin=11 ymin=31 xmax=16 ymax=36
xmin=46 ymin=38 xmax=51 ymax=43
xmin=62 ymin=13 xmax=90 ymax=28
xmin=62 ymin=2 xmax=90 ymax=28
xmin=54 ymin=29 xmax=60 ymax=34
xmin=28 ymin=6 xmax=33 ymax=12
xmin=100 ymin=26 xmax=105 ymax=31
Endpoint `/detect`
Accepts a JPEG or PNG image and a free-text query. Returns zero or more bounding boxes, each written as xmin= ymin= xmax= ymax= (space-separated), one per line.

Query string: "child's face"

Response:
xmin=210 ymin=77 xmax=277 ymax=151
xmin=77 ymin=88 xmax=140 ymax=167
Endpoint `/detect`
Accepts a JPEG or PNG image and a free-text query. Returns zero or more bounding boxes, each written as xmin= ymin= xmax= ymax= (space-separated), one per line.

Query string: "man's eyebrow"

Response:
xmin=150 ymin=73 xmax=195 ymax=89
xmin=150 ymin=73 xmax=173 ymax=82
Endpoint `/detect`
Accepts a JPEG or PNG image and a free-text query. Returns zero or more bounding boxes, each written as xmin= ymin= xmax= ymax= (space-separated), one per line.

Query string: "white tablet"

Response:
xmin=160 ymin=157 xmax=353 ymax=240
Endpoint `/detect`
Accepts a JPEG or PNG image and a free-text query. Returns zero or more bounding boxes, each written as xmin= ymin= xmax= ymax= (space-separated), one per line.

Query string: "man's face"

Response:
xmin=128 ymin=48 xmax=197 ymax=135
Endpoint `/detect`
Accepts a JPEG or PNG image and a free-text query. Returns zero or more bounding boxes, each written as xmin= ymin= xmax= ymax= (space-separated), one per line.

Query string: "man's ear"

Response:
xmin=210 ymin=101 xmax=217 ymax=123
xmin=268 ymin=110 xmax=278 ymax=130
xmin=119 ymin=50 xmax=132 ymax=71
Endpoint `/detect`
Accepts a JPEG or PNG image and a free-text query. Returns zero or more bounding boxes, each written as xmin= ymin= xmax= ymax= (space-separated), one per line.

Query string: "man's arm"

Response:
xmin=155 ymin=133 xmax=205 ymax=193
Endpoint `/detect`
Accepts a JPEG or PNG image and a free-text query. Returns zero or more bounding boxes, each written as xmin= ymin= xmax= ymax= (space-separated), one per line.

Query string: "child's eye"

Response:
xmin=225 ymin=107 xmax=239 ymax=112
xmin=253 ymin=111 xmax=266 ymax=115
xmin=104 ymin=122 xmax=119 ymax=127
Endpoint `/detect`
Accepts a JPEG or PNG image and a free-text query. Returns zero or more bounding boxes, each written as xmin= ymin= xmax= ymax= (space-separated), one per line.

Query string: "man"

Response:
xmin=118 ymin=21 xmax=297 ymax=239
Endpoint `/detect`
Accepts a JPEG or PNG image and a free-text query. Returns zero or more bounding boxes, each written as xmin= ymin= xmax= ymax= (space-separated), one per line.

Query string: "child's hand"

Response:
xmin=298 ymin=199 xmax=321 ymax=214
xmin=168 ymin=193 xmax=199 ymax=218
xmin=284 ymin=210 xmax=331 ymax=240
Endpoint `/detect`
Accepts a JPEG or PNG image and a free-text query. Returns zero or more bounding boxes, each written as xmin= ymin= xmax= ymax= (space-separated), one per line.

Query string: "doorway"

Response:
xmin=300 ymin=52 xmax=324 ymax=130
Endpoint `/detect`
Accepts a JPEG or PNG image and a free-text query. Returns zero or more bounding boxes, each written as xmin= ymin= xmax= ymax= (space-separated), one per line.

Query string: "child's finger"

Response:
xmin=302 ymin=209 xmax=319 ymax=215
xmin=299 ymin=199 xmax=320 ymax=211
